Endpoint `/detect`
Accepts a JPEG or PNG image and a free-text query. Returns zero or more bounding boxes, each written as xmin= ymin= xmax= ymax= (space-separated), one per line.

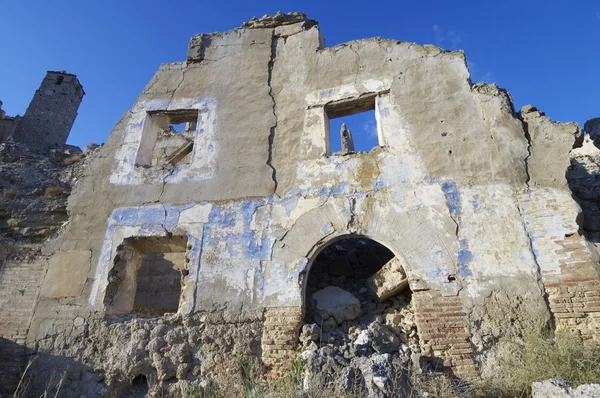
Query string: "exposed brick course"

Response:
xmin=261 ymin=307 xmax=303 ymax=378
xmin=412 ymin=289 xmax=477 ymax=378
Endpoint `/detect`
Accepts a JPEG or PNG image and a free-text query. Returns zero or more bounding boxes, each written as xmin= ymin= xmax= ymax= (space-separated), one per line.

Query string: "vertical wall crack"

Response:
xmin=517 ymin=113 xmax=533 ymax=188
xmin=266 ymin=31 xmax=279 ymax=195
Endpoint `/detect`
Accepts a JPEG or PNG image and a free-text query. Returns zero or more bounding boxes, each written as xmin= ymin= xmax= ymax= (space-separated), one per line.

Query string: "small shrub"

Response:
xmin=62 ymin=152 xmax=85 ymax=166
xmin=3 ymin=189 xmax=20 ymax=199
xmin=44 ymin=183 xmax=65 ymax=198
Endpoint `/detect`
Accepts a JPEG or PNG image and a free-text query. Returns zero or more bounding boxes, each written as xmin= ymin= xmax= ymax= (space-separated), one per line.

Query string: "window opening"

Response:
xmin=104 ymin=236 xmax=187 ymax=316
xmin=325 ymin=94 xmax=381 ymax=155
xmin=56 ymin=76 xmax=64 ymax=85
xmin=136 ymin=110 xmax=198 ymax=167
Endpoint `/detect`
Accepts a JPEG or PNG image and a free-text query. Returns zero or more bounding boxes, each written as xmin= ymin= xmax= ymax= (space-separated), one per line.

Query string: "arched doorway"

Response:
xmin=300 ymin=235 xmax=418 ymax=394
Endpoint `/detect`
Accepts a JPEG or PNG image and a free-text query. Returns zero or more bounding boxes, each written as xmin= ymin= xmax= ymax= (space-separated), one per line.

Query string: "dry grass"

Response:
xmin=3 ymin=189 xmax=21 ymax=199
xmin=187 ymin=330 xmax=600 ymax=398
xmin=62 ymin=152 xmax=85 ymax=166
xmin=13 ymin=359 xmax=66 ymax=398
xmin=474 ymin=330 xmax=600 ymax=397
xmin=44 ymin=183 xmax=65 ymax=198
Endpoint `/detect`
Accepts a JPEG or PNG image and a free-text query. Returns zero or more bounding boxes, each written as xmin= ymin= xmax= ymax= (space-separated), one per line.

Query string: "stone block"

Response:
xmin=367 ymin=257 xmax=408 ymax=301
xmin=311 ymin=286 xmax=361 ymax=325
xmin=40 ymin=251 xmax=91 ymax=298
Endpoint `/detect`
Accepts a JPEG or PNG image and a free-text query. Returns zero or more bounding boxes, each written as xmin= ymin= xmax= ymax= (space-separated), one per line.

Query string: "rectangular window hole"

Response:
xmin=324 ymin=93 xmax=381 ymax=154
xmin=136 ymin=110 xmax=198 ymax=166
xmin=105 ymin=236 xmax=188 ymax=317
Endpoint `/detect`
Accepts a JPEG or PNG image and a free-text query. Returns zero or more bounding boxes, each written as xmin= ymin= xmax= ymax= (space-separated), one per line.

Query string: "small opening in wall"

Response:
xmin=56 ymin=76 xmax=64 ymax=85
xmin=136 ymin=110 xmax=198 ymax=167
xmin=104 ymin=235 xmax=188 ymax=317
xmin=129 ymin=375 xmax=149 ymax=397
xmin=325 ymin=94 xmax=381 ymax=155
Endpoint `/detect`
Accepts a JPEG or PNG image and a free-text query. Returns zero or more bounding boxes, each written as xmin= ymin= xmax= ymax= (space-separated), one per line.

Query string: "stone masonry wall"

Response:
xmin=8 ymin=13 xmax=600 ymax=396
xmin=0 ymin=256 xmax=48 ymax=397
xmin=519 ymin=187 xmax=600 ymax=344
xmin=14 ymin=71 xmax=84 ymax=150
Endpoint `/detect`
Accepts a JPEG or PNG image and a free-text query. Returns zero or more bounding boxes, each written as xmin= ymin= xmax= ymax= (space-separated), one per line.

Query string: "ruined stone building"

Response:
xmin=1 ymin=12 xmax=600 ymax=397
xmin=0 ymin=71 xmax=84 ymax=149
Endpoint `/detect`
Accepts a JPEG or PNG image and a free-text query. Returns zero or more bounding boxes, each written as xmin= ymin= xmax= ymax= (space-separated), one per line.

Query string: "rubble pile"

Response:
xmin=301 ymin=238 xmax=419 ymax=397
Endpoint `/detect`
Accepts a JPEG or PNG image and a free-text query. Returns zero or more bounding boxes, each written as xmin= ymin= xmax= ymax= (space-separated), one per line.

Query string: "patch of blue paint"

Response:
xmin=112 ymin=207 xmax=139 ymax=226
xmin=375 ymin=177 xmax=386 ymax=190
xmin=441 ymin=180 xmax=461 ymax=219
xmin=202 ymin=199 xmax=268 ymax=261
xmin=138 ymin=224 xmax=166 ymax=235
xmin=163 ymin=205 xmax=181 ymax=229
xmin=470 ymin=194 xmax=480 ymax=212
xmin=331 ymin=181 xmax=350 ymax=195
xmin=136 ymin=206 xmax=166 ymax=225
xmin=98 ymin=240 xmax=113 ymax=266
xmin=457 ymin=239 xmax=473 ymax=277
xmin=320 ymin=88 xmax=335 ymax=98
xmin=425 ymin=265 xmax=446 ymax=281
xmin=131 ymin=118 xmax=145 ymax=130
xmin=378 ymin=107 xmax=390 ymax=117
xmin=322 ymin=222 xmax=333 ymax=234
xmin=208 ymin=144 xmax=214 ymax=152
xmin=281 ymin=196 xmax=299 ymax=216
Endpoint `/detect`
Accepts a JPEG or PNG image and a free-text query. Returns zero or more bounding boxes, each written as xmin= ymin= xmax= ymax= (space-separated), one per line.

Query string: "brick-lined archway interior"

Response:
xmin=301 ymin=236 xmax=421 ymax=365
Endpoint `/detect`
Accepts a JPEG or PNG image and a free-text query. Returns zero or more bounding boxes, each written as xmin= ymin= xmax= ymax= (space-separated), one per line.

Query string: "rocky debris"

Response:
xmin=532 ymin=379 xmax=600 ymax=398
xmin=585 ymin=118 xmax=600 ymax=145
xmin=0 ymin=140 xmax=100 ymax=260
xmin=28 ymin=311 xmax=263 ymax=397
xmin=300 ymin=318 xmax=414 ymax=397
xmin=300 ymin=238 xmax=419 ymax=396
xmin=311 ymin=286 xmax=362 ymax=329
xmin=567 ymin=119 xmax=600 ymax=239
xmin=369 ymin=322 xmax=400 ymax=354
xmin=367 ymin=257 xmax=409 ymax=301
xmin=240 ymin=11 xmax=317 ymax=30
xmin=300 ymin=284 xmax=418 ymax=397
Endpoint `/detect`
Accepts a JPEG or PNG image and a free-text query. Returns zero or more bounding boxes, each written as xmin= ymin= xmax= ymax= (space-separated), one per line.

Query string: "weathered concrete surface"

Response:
xmin=40 ymin=251 xmax=91 ymax=297
xmin=520 ymin=105 xmax=583 ymax=187
xmin=2 ymin=12 xmax=598 ymax=396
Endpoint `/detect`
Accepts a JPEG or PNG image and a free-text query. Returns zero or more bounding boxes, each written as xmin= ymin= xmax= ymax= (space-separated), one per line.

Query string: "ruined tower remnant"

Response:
xmin=13 ymin=71 xmax=84 ymax=149
xmin=340 ymin=122 xmax=355 ymax=153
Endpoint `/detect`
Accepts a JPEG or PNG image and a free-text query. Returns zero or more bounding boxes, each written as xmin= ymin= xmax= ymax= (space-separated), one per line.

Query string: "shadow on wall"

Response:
xmin=567 ymin=157 xmax=600 ymax=243
xmin=4 ymin=343 xmax=108 ymax=398
xmin=4 ymin=340 xmax=150 ymax=398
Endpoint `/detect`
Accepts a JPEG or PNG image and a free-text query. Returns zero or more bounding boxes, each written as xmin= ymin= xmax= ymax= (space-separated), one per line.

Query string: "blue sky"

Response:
xmin=1 ymin=1 xmax=598 ymax=149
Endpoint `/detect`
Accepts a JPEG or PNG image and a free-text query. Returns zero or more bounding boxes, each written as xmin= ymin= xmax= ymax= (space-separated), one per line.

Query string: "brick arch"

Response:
xmin=262 ymin=197 xmax=477 ymax=378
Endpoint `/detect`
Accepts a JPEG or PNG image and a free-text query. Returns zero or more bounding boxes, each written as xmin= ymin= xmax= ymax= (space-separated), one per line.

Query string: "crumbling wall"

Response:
xmin=8 ymin=12 xmax=599 ymax=396
xmin=0 ymin=140 xmax=97 ymax=396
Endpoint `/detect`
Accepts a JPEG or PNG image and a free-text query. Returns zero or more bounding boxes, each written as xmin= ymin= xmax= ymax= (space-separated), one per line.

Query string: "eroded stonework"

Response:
xmin=2 ymin=12 xmax=600 ymax=397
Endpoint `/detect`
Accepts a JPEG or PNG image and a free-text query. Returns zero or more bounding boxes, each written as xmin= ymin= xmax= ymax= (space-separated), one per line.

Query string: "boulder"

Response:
xmin=532 ymin=379 xmax=600 ymax=398
xmin=369 ymin=322 xmax=400 ymax=354
xmin=311 ymin=286 xmax=362 ymax=325
xmin=300 ymin=323 xmax=321 ymax=344
xmin=367 ymin=257 xmax=409 ymax=301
